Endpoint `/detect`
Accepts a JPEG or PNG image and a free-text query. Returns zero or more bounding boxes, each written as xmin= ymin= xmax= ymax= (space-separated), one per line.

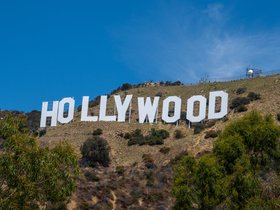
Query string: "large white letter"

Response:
xmin=99 ymin=95 xmax=117 ymax=121
xmin=57 ymin=97 xmax=75 ymax=124
xmin=81 ymin=96 xmax=98 ymax=122
xmin=114 ymin=95 xmax=133 ymax=122
xmin=208 ymin=91 xmax=228 ymax=119
xmin=186 ymin=95 xmax=207 ymax=123
xmin=40 ymin=101 xmax=59 ymax=128
xmin=138 ymin=97 xmax=160 ymax=123
xmin=162 ymin=96 xmax=181 ymax=123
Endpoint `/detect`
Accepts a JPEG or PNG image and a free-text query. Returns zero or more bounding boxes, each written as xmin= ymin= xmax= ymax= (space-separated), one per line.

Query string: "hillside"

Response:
xmin=39 ymin=74 xmax=280 ymax=209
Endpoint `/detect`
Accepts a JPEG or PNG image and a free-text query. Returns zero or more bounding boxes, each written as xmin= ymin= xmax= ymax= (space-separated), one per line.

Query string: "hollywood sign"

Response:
xmin=40 ymin=91 xmax=228 ymax=128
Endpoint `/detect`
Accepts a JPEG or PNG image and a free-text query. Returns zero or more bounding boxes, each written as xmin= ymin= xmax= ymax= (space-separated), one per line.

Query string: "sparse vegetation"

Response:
xmin=92 ymin=128 xmax=103 ymax=136
xmin=81 ymin=136 xmax=110 ymax=167
xmin=145 ymin=170 xmax=155 ymax=187
xmin=84 ymin=171 xmax=100 ymax=182
xmin=204 ymin=130 xmax=219 ymax=139
xmin=155 ymin=91 xmax=163 ymax=97
xmin=159 ymin=146 xmax=170 ymax=154
xmin=235 ymin=104 xmax=248 ymax=113
xmin=115 ymin=166 xmax=125 ymax=175
xmin=205 ymin=120 xmax=216 ymax=128
xmin=89 ymin=96 xmax=101 ymax=107
xmin=142 ymin=154 xmax=156 ymax=169
xmin=235 ymin=87 xmax=247 ymax=95
xmin=230 ymin=97 xmax=250 ymax=109
xmin=193 ymin=123 xmax=205 ymax=134
xmin=247 ymin=92 xmax=261 ymax=101
xmin=174 ymin=129 xmax=184 ymax=139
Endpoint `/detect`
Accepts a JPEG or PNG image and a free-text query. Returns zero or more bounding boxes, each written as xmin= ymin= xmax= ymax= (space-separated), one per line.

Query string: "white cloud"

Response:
xmin=204 ymin=3 xmax=224 ymax=22
xmin=111 ymin=2 xmax=280 ymax=83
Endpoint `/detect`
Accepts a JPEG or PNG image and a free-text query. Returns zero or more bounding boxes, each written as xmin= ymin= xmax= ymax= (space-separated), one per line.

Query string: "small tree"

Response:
xmin=81 ymin=136 xmax=110 ymax=167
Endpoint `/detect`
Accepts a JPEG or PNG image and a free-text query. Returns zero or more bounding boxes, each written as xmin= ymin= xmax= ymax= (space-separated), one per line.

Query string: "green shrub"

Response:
xmin=230 ymin=97 xmax=250 ymax=109
xmin=92 ymin=128 xmax=103 ymax=136
xmin=149 ymin=128 xmax=169 ymax=139
xmin=127 ymin=128 xmax=169 ymax=146
xmin=146 ymin=135 xmax=164 ymax=145
xmin=80 ymin=136 xmax=110 ymax=167
xmin=236 ymin=87 xmax=247 ymax=95
xmin=247 ymin=92 xmax=261 ymax=101
xmin=159 ymin=147 xmax=170 ymax=154
xmin=127 ymin=129 xmax=145 ymax=146
xmin=235 ymin=104 xmax=248 ymax=113
xmin=174 ymin=129 xmax=184 ymax=139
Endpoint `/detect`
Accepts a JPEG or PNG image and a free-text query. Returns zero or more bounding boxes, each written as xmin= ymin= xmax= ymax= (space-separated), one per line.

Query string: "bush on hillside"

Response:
xmin=235 ymin=87 xmax=247 ymax=95
xmin=230 ymin=97 xmax=250 ymax=109
xmin=159 ymin=147 xmax=170 ymax=154
xmin=247 ymin=92 xmax=261 ymax=101
xmin=172 ymin=111 xmax=280 ymax=210
xmin=77 ymin=105 xmax=82 ymax=112
xmin=174 ymin=129 xmax=184 ymax=139
xmin=89 ymin=96 xmax=101 ymax=107
xmin=193 ymin=123 xmax=205 ymax=134
xmin=81 ymin=136 xmax=110 ymax=167
xmin=155 ymin=91 xmax=163 ymax=97
xmin=127 ymin=128 xmax=169 ymax=146
xmin=142 ymin=154 xmax=156 ymax=169
xmin=38 ymin=129 xmax=47 ymax=137
xmin=235 ymin=104 xmax=248 ymax=113
xmin=149 ymin=128 xmax=169 ymax=139
xmin=92 ymin=128 xmax=103 ymax=136
xmin=205 ymin=120 xmax=216 ymax=128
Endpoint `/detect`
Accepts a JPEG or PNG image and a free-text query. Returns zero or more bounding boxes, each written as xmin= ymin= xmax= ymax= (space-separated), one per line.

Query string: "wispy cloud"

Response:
xmin=111 ymin=1 xmax=280 ymax=82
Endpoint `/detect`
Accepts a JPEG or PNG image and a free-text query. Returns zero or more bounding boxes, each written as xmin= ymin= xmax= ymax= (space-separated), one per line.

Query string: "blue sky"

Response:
xmin=1 ymin=0 xmax=280 ymax=111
